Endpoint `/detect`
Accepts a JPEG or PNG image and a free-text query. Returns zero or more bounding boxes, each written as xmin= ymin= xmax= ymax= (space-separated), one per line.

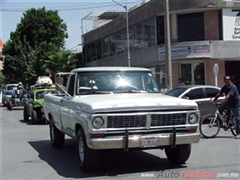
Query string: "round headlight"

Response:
xmin=92 ymin=117 xmax=104 ymax=129
xmin=188 ymin=113 xmax=198 ymax=124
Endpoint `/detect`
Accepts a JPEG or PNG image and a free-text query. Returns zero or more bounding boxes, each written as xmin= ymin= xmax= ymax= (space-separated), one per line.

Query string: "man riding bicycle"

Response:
xmin=210 ymin=75 xmax=240 ymax=139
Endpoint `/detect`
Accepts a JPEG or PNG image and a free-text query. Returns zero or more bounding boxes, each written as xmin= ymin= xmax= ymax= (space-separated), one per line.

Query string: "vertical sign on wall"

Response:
xmin=213 ymin=63 xmax=219 ymax=87
xmin=222 ymin=8 xmax=240 ymax=40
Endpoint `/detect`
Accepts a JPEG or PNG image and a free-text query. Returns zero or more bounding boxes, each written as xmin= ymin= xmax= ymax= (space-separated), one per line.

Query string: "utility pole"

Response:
xmin=112 ymin=0 xmax=131 ymax=67
xmin=164 ymin=0 xmax=172 ymax=90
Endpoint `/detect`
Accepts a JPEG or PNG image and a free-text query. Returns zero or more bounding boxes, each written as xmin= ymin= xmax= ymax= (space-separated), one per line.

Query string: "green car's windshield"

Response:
xmin=36 ymin=90 xmax=56 ymax=99
xmin=76 ymin=71 xmax=160 ymax=95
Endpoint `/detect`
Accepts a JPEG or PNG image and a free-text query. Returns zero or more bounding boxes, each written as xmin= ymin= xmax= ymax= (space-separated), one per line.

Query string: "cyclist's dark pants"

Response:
xmin=218 ymin=102 xmax=240 ymax=135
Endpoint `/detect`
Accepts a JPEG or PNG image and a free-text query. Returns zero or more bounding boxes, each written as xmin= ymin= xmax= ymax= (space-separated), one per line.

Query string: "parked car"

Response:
xmin=23 ymin=86 xmax=56 ymax=124
xmin=164 ymin=85 xmax=224 ymax=118
xmin=2 ymin=90 xmax=15 ymax=106
xmin=4 ymin=83 xmax=19 ymax=91
xmin=6 ymin=83 xmax=28 ymax=110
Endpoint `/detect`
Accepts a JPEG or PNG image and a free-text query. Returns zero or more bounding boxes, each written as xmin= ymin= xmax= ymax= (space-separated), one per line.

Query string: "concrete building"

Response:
xmin=81 ymin=0 xmax=240 ymax=90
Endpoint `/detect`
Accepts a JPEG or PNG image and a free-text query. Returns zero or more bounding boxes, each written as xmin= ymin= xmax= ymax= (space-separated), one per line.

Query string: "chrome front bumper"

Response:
xmin=86 ymin=130 xmax=201 ymax=150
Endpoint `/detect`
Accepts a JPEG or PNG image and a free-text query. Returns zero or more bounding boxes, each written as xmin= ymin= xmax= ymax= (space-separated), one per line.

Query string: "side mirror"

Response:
xmin=183 ymin=96 xmax=189 ymax=100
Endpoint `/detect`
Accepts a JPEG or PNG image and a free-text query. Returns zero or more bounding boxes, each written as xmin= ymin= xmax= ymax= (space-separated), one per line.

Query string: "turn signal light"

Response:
xmin=187 ymin=128 xmax=197 ymax=133
xmin=89 ymin=133 xmax=104 ymax=138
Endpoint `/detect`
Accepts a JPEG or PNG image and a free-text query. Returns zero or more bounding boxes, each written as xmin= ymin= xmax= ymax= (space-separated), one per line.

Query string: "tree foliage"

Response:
xmin=2 ymin=7 xmax=71 ymax=86
xmin=43 ymin=49 xmax=78 ymax=78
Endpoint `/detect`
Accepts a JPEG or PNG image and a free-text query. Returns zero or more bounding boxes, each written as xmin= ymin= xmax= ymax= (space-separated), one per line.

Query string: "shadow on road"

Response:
xmin=1 ymin=107 xmax=24 ymax=111
xmin=19 ymin=119 xmax=49 ymax=125
xmin=28 ymin=139 xmax=187 ymax=179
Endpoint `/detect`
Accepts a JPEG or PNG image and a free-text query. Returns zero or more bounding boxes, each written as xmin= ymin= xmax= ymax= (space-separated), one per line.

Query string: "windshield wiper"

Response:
xmin=79 ymin=91 xmax=112 ymax=95
xmin=114 ymin=90 xmax=146 ymax=93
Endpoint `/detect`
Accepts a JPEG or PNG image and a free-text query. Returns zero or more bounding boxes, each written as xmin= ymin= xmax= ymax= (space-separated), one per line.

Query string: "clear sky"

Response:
xmin=0 ymin=0 xmax=145 ymax=52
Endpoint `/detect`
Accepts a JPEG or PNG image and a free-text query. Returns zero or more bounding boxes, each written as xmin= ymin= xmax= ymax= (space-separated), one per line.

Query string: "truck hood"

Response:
xmin=73 ymin=93 xmax=198 ymax=113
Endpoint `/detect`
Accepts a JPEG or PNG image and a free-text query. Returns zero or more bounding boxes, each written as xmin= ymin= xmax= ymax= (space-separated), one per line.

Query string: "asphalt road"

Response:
xmin=1 ymin=106 xmax=240 ymax=180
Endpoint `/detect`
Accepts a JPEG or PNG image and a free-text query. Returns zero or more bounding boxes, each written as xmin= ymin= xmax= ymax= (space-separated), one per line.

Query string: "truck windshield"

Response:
xmin=7 ymin=85 xmax=18 ymax=90
xmin=76 ymin=71 xmax=160 ymax=95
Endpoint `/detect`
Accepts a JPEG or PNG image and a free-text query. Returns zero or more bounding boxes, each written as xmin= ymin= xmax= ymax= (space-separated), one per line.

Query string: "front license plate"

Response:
xmin=141 ymin=136 xmax=158 ymax=148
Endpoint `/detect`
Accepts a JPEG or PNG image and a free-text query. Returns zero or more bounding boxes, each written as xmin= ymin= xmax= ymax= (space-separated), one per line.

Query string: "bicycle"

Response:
xmin=199 ymin=101 xmax=237 ymax=138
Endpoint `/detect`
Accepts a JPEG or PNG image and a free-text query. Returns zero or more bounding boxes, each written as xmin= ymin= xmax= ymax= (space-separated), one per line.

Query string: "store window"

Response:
xmin=109 ymin=35 xmax=116 ymax=57
xmin=96 ymin=40 xmax=102 ymax=60
xmin=90 ymin=42 xmax=96 ymax=61
xmin=115 ymin=31 xmax=124 ymax=55
xmin=128 ymin=26 xmax=134 ymax=51
xmin=178 ymin=12 xmax=204 ymax=42
xmin=133 ymin=23 xmax=144 ymax=50
xmin=156 ymin=16 xmax=165 ymax=44
xmin=85 ymin=44 xmax=91 ymax=62
xmin=144 ymin=18 xmax=156 ymax=47
xmin=180 ymin=62 xmax=205 ymax=85
xmin=102 ymin=37 xmax=109 ymax=58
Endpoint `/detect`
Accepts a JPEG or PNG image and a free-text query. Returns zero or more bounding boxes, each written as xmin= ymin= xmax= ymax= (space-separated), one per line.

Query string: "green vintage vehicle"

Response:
xmin=23 ymin=86 xmax=56 ymax=124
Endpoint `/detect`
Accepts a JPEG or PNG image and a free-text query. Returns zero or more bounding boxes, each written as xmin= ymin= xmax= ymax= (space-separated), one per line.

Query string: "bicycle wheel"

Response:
xmin=230 ymin=117 xmax=237 ymax=136
xmin=199 ymin=114 xmax=220 ymax=138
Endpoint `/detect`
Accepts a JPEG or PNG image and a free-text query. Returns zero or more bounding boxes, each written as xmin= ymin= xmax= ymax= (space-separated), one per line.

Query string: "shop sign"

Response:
xmin=158 ymin=44 xmax=211 ymax=61
xmin=222 ymin=8 xmax=240 ymax=40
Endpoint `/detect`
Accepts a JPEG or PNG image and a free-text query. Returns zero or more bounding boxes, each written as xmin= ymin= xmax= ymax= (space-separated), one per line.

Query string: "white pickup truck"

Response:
xmin=43 ymin=67 xmax=201 ymax=171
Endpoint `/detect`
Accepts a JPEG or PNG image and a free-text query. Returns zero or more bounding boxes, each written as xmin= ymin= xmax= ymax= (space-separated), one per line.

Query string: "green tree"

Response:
xmin=2 ymin=7 xmax=68 ymax=85
xmin=43 ymin=49 xmax=78 ymax=78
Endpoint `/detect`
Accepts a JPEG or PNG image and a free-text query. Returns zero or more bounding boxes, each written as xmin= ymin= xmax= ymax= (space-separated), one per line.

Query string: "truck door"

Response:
xmin=60 ymin=74 xmax=75 ymax=136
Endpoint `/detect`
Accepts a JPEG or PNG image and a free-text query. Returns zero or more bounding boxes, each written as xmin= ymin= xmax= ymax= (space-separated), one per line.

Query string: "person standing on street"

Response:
xmin=210 ymin=75 xmax=240 ymax=139
xmin=178 ymin=78 xmax=185 ymax=87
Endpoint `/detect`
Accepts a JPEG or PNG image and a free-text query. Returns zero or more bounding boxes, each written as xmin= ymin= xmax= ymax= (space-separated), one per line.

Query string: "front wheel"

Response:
xmin=23 ymin=106 xmax=29 ymax=121
xmin=165 ymin=144 xmax=191 ymax=163
xmin=199 ymin=114 xmax=220 ymax=138
xmin=76 ymin=129 xmax=99 ymax=171
xmin=7 ymin=102 xmax=13 ymax=111
xmin=50 ymin=119 xmax=65 ymax=147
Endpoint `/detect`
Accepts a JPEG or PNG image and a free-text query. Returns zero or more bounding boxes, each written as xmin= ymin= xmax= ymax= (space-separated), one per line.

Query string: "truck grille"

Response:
xmin=107 ymin=115 xmax=146 ymax=128
xmin=151 ymin=113 xmax=186 ymax=126
xmin=106 ymin=113 xmax=187 ymax=128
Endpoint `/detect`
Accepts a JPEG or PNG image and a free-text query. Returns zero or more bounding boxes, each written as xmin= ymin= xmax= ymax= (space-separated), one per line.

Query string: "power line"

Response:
xmin=0 ymin=2 xmax=140 ymax=12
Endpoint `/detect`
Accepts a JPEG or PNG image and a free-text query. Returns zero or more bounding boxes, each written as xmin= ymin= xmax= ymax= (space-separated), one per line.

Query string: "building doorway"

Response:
xmin=225 ymin=61 xmax=240 ymax=82
xmin=180 ymin=62 xmax=205 ymax=85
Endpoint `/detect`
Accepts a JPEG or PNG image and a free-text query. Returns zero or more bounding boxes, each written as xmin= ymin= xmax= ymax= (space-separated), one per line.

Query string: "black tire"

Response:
xmin=7 ymin=102 xmax=13 ymax=111
xmin=230 ymin=117 xmax=237 ymax=136
xmin=31 ymin=109 xmax=37 ymax=124
xmin=76 ymin=128 xmax=99 ymax=171
xmin=199 ymin=114 xmax=220 ymax=138
xmin=165 ymin=144 xmax=191 ymax=163
xmin=50 ymin=119 xmax=65 ymax=148
xmin=45 ymin=119 xmax=50 ymax=124
xmin=23 ymin=106 xmax=29 ymax=121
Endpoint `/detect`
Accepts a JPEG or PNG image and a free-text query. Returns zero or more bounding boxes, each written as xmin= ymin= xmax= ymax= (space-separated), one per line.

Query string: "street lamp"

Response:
xmin=112 ymin=0 xmax=131 ymax=67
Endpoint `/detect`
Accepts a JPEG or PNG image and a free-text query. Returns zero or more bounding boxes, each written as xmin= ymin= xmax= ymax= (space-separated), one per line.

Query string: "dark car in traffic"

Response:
xmin=2 ymin=90 xmax=15 ymax=106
